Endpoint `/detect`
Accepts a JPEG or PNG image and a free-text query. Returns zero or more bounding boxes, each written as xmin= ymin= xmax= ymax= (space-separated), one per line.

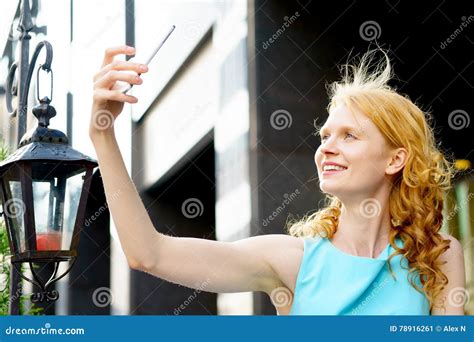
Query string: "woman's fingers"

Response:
xmin=95 ymin=46 xmax=149 ymax=90
xmin=94 ymin=70 xmax=143 ymax=90
xmin=90 ymin=47 xmax=140 ymax=136
xmin=93 ymin=88 xmax=138 ymax=104
xmin=94 ymin=60 xmax=148 ymax=82
xmin=101 ymin=45 xmax=135 ymax=68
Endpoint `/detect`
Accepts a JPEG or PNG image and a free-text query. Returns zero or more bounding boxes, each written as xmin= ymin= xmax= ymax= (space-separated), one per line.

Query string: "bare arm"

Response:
xmin=89 ymin=46 xmax=294 ymax=295
xmin=431 ymin=233 xmax=466 ymax=315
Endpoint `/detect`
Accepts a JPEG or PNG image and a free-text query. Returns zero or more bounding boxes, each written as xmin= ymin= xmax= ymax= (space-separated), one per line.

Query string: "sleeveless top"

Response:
xmin=289 ymin=236 xmax=430 ymax=315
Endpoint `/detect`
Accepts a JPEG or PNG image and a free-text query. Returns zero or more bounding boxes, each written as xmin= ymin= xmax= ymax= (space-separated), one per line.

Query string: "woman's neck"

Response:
xmin=331 ymin=197 xmax=392 ymax=258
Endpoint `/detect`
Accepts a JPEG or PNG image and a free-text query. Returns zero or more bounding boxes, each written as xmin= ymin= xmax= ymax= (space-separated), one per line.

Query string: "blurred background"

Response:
xmin=0 ymin=0 xmax=472 ymax=315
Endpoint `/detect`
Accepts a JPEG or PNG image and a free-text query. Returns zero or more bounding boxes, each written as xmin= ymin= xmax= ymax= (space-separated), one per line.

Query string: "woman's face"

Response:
xmin=315 ymin=104 xmax=394 ymax=198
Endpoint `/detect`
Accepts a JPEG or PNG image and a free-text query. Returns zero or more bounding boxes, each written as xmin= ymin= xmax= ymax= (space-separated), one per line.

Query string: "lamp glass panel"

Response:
xmin=31 ymin=162 xmax=86 ymax=251
xmin=6 ymin=180 xmax=26 ymax=253
xmin=63 ymin=170 xmax=86 ymax=250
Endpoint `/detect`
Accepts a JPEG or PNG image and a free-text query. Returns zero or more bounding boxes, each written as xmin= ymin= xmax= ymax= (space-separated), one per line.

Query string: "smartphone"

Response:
xmin=112 ymin=25 xmax=176 ymax=94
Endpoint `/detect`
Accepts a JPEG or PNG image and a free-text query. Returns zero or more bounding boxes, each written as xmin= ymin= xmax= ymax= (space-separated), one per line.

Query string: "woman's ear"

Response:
xmin=386 ymin=148 xmax=408 ymax=175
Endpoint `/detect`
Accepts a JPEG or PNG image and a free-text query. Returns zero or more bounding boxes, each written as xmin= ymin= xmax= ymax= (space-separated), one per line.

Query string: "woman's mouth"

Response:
xmin=321 ymin=165 xmax=348 ymax=176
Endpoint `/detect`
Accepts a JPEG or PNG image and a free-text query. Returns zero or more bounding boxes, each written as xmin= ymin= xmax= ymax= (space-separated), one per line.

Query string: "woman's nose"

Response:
xmin=320 ymin=140 xmax=338 ymax=155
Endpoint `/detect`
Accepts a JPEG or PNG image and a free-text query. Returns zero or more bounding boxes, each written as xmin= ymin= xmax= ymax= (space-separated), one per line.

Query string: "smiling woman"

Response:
xmin=288 ymin=50 xmax=466 ymax=315
xmin=88 ymin=46 xmax=466 ymax=317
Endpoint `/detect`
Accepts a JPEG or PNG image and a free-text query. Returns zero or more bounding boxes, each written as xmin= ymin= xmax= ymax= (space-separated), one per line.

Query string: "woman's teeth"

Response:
xmin=323 ymin=165 xmax=347 ymax=171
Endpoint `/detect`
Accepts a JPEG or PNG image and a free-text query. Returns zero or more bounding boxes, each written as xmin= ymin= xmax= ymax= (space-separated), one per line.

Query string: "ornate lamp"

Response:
xmin=1 ymin=38 xmax=98 ymax=303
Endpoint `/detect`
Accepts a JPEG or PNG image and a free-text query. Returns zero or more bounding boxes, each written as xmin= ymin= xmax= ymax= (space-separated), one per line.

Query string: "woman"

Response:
xmin=89 ymin=46 xmax=466 ymax=315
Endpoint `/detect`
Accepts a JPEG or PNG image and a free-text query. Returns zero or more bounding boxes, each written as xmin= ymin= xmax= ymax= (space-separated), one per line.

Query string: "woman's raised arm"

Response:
xmin=89 ymin=46 xmax=300 ymax=295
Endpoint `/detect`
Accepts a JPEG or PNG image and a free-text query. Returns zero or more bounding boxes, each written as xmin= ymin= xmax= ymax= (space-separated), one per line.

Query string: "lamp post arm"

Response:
xmin=15 ymin=0 xmax=33 ymax=147
xmin=5 ymin=40 xmax=53 ymax=136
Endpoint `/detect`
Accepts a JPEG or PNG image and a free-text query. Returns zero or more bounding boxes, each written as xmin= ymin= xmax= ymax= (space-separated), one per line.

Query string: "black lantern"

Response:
xmin=1 ymin=39 xmax=98 ymax=303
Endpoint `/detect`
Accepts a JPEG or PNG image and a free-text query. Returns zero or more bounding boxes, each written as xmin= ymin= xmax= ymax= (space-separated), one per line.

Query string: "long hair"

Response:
xmin=287 ymin=50 xmax=456 ymax=312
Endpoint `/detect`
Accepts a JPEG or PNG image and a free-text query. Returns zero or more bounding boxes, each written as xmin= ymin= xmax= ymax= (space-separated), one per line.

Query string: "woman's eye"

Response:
xmin=345 ymin=133 xmax=356 ymax=140
xmin=320 ymin=133 xmax=356 ymax=142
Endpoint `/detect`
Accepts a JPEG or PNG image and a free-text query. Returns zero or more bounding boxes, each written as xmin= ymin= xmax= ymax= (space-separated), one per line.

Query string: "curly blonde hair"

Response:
xmin=286 ymin=50 xmax=456 ymax=312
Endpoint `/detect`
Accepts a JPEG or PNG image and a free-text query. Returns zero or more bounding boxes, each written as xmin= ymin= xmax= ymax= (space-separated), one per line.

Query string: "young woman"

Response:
xmin=89 ymin=47 xmax=466 ymax=315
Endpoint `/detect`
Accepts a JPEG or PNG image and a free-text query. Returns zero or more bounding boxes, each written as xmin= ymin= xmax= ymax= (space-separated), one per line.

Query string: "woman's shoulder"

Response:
xmin=280 ymin=234 xmax=325 ymax=252
xmin=438 ymin=232 xmax=464 ymax=265
xmin=255 ymin=234 xmax=309 ymax=294
xmin=255 ymin=233 xmax=305 ymax=250
xmin=439 ymin=232 xmax=463 ymax=249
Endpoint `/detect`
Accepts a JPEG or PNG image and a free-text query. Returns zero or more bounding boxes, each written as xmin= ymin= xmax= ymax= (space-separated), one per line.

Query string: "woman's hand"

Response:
xmin=89 ymin=46 xmax=148 ymax=139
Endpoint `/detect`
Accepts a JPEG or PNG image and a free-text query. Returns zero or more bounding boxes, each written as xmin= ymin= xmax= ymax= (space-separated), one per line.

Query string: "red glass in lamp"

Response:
xmin=36 ymin=232 xmax=62 ymax=251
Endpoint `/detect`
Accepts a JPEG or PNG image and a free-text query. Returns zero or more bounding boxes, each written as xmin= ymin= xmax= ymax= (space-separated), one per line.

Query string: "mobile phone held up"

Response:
xmin=112 ymin=25 xmax=175 ymax=94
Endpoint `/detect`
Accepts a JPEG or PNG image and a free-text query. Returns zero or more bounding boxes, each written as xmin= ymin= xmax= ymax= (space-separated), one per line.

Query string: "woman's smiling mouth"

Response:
xmin=321 ymin=162 xmax=348 ymax=175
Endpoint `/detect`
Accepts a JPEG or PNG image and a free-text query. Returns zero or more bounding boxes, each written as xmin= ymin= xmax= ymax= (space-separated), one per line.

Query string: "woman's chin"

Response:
xmin=319 ymin=185 xmax=336 ymax=196
xmin=319 ymin=184 xmax=345 ymax=198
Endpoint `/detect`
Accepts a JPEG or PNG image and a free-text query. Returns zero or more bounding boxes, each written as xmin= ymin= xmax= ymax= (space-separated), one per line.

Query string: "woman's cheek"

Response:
xmin=314 ymin=150 xmax=322 ymax=169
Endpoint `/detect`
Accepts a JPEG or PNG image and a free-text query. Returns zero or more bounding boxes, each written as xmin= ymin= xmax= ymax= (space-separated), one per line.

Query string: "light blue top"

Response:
xmin=289 ymin=236 xmax=430 ymax=315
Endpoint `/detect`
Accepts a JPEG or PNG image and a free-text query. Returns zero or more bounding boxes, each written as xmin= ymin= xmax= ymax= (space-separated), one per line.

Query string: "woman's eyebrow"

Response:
xmin=318 ymin=125 xmax=363 ymax=136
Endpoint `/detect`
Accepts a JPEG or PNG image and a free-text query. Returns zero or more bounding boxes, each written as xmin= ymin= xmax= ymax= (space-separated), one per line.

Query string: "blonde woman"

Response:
xmin=89 ymin=47 xmax=466 ymax=315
